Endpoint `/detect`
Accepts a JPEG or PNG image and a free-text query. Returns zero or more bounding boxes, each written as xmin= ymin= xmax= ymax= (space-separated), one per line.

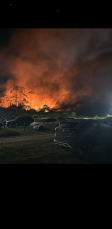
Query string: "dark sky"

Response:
xmin=0 ymin=28 xmax=112 ymax=116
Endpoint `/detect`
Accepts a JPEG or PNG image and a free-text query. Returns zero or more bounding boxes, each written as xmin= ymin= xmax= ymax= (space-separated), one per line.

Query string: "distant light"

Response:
xmin=83 ymin=118 xmax=91 ymax=119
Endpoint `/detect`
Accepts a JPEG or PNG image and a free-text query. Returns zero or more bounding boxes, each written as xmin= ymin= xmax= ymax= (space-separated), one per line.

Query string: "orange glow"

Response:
xmin=0 ymin=29 xmax=95 ymax=111
xmin=0 ymin=86 xmax=59 ymax=110
xmin=0 ymin=84 xmax=84 ymax=111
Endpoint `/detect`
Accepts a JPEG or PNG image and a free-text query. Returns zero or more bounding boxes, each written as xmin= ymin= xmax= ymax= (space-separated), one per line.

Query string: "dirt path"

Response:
xmin=0 ymin=133 xmax=54 ymax=144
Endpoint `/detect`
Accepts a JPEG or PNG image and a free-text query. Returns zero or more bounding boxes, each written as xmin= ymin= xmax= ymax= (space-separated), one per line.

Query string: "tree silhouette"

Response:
xmin=9 ymin=87 xmax=28 ymax=108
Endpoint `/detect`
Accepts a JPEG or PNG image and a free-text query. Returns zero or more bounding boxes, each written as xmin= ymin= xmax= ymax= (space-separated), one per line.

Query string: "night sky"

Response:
xmin=0 ymin=28 xmax=112 ymax=116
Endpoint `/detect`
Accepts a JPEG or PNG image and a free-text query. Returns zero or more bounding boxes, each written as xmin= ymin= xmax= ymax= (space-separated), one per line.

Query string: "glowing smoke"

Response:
xmin=0 ymin=28 xmax=112 ymax=111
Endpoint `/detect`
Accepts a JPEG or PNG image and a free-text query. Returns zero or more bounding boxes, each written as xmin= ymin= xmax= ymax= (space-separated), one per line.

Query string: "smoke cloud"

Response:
xmin=0 ymin=28 xmax=112 ymax=112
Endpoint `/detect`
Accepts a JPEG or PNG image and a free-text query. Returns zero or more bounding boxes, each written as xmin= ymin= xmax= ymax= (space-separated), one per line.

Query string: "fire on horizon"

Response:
xmin=0 ymin=28 xmax=112 ymax=115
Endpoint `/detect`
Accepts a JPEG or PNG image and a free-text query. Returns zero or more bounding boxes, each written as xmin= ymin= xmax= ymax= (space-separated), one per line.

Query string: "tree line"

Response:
xmin=0 ymin=103 xmax=77 ymax=120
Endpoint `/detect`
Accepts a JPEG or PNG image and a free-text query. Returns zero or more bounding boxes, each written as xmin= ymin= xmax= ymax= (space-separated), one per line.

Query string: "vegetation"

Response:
xmin=0 ymin=104 xmax=107 ymax=121
xmin=93 ymin=115 xmax=99 ymax=119
xmin=106 ymin=114 xmax=112 ymax=118
xmin=0 ymin=127 xmax=111 ymax=164
xmin=0 ymin=104 xmax=77 ymax=120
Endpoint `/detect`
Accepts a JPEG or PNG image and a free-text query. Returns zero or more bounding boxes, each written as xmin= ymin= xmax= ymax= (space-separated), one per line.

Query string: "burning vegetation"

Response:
xmin=0 ymin=86 xmax=58 ymax=110
xmin=0 ymin=29 xmax=91 ymax=112
xmin=1 ymin=28 xmax=112 ymax=114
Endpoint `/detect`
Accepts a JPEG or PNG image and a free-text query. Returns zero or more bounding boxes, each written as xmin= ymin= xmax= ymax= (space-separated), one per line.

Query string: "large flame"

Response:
xmin=0 ymin=85 xmax=72 ymax=110
xmin=0 ymin=86 xmax=58 ymax=110
xmin=0 ymin=28 xmax=105 ymax=111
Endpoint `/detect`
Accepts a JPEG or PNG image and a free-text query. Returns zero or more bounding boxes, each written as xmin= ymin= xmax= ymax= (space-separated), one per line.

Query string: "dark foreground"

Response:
xmin=0 ymin=127 xmax=112 ymax=164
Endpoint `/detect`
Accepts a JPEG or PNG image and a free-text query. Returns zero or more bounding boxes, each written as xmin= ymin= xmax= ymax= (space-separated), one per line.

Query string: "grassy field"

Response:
xmin=0 ymin=126 xmax=112 ymax=164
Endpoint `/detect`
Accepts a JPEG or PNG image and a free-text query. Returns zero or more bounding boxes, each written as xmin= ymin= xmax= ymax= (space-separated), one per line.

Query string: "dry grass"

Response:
xmin=0 ymin=127 xmax=112 ymax=164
